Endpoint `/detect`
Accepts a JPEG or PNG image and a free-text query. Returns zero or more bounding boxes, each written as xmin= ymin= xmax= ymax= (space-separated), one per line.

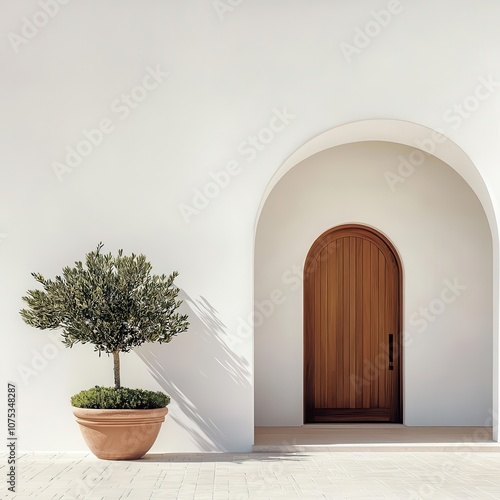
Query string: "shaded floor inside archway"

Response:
xmin=253 ymin=426 xmax=498 ymax=451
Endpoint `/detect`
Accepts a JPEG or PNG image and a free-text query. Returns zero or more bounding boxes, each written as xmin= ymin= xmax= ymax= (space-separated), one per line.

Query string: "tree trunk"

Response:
xmin=113 ymin=350 xmax=120 ymax=389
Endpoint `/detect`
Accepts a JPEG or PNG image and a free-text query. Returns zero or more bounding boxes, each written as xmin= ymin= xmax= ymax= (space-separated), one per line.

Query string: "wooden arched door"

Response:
xmin=304 ymin=224 xmax=402 ymax=423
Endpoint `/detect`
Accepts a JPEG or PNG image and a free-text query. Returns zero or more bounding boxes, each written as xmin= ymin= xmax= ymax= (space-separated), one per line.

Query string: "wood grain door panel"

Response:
xmin=304 ymin=225 xmax=402 ymax=423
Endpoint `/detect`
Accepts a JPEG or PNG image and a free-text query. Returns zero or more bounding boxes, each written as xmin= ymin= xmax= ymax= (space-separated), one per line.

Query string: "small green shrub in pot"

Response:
xmin=71 ymin=386 xmax=171 ymax=410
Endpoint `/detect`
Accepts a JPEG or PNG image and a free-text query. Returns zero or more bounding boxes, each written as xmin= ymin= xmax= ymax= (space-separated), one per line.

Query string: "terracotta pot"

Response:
xmin=72 ymin=406 xmax=168 ymax=460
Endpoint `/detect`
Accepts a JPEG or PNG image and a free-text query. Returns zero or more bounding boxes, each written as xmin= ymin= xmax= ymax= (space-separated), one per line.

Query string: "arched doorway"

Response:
xmin=255 ymin=135 xmax=496 ymax=436
xmin=254 ymin=126 xmax=497 ymax=439
xmin=304 ymin=224 xmax=402 ymax=423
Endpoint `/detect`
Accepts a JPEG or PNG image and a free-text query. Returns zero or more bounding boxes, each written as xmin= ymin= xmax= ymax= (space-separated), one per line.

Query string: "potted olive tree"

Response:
xmin=20 ymin=243 xmax=189 ymax=460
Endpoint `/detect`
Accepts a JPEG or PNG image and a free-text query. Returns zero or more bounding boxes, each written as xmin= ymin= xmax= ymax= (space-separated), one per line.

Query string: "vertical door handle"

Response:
xmin=389 ymin=334 xmax=394 ymax=371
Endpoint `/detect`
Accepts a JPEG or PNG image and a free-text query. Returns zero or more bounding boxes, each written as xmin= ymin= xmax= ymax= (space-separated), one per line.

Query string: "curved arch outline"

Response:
xmin=254 ymin=119 xmax=499 ymax=440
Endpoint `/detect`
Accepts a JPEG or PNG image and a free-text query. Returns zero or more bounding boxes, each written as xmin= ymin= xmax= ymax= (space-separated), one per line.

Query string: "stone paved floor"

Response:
xmin=1 ymin=451 xmax=500 ymax=499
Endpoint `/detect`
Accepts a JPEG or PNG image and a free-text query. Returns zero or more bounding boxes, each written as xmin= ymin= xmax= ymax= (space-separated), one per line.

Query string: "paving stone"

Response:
xmin=1 ymin=451 xmax=500 ymax=499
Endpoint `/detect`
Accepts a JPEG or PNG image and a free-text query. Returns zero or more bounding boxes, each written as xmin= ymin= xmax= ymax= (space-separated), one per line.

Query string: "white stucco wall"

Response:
xmin=1 ymin=1 xmax=500 ymax=452
xmin=254 ymin=141 xmax=492 ymax=426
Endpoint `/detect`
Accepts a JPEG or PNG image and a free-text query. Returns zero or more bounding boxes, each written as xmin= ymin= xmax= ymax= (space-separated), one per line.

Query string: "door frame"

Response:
xmin=303 ymin=223 xmax=403 ymax=424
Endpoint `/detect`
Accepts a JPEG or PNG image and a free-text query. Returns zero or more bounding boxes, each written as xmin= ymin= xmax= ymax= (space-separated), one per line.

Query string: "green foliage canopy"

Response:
xmin=20 ymin=243 xmax=189 ymax=355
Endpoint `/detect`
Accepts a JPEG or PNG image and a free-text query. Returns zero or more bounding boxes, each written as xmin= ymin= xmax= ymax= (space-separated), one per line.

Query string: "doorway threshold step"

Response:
xmin=253 ymin=426 xmax=500 ymax=452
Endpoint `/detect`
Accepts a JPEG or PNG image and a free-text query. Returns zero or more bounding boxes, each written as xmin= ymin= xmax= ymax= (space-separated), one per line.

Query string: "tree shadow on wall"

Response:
xmin=135 ymin=291 xmax=251 ymax=451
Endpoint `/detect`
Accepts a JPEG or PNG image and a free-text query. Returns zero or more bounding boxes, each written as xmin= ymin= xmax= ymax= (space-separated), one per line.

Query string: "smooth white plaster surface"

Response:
xmin=1 ymin=1 xmax=500 ymax=451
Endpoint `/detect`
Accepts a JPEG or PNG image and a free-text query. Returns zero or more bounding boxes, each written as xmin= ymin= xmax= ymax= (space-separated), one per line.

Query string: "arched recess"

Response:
xmin=254 ymin=119 xmax=498 ymax=440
